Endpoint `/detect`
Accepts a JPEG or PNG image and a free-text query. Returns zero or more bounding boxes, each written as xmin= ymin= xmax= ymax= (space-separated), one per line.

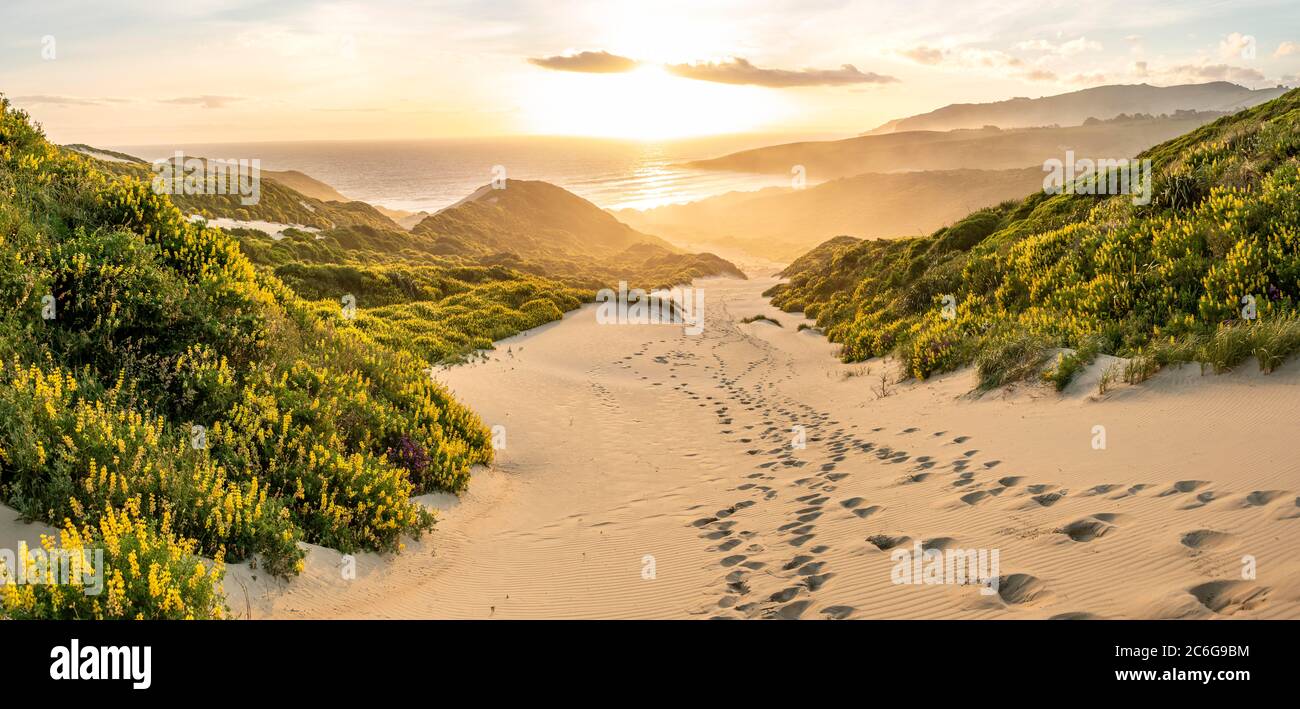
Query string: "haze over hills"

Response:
xmin=768 ymin=87 xmax=1300 ymax=380
xmin=616 ymin=166 xmax=1044 ymax=260
xmin=645 ymin=81 xmax=1295 ymax=260
xmin=863 ymin=81 xmax=1289 ymax=135
xmin=687 ymin=112 xmax=1226 ymax=179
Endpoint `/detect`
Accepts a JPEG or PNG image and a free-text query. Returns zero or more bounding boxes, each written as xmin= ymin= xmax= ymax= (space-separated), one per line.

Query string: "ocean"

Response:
xmin=113 ymin=133 xmax=833 ymax=214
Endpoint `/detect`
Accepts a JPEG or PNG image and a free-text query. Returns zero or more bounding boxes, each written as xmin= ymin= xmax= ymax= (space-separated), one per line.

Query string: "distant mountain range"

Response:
xmin=616 ymin=167 xmax=1044 ymax=261
xmin=862 ymin=81 xmax=1288 ymax=134
xmin=687 ymin=112 xmax=1226 ymax=179
xmin=655 ymin=82 xmax=1291 ymax=259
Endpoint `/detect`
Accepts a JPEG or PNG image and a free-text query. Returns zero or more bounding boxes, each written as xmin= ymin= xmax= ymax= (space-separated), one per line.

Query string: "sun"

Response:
xmin=520 ymin=65 xmax=785 ymax=140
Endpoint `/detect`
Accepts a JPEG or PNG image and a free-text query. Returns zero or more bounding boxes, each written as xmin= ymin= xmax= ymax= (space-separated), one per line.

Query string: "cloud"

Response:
xmin=10 ymin=95 xmax=129 ymax=106
xmin=1218 ymin=32 xmax=1257 ymax=60
xmin=1014 ymin=36 xmax=1103 ymax=55
xmin=1018 ymin=69 xmax=1058 ymax=82
xmin=1166 ymin=63 xmax=1265 ymax=83
xmin=159 ymin=95 xmax=245 ymax=108
xmin=527 ymin=50 xmax=638 ymax=73
xmin=1066 ymin=72 xmax=1107 ymax=85
xmin=899 ymin=46 xmax=945 ymax=65
xmin=665 ymin=57 xmax=897 ymax=87
xmin=897 ymin=45 xmax=1022 ymax=69
xmin=1276 ymin=41 xmax=1299 ymax=58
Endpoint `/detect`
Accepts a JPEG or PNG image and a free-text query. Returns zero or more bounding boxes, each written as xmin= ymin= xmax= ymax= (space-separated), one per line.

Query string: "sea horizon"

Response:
xmin=110 ymin=132 xmax=840 ymax=213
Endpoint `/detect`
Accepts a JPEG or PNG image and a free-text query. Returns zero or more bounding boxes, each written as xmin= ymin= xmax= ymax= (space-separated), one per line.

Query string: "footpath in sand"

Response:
xmin=219 ymin=265 xmax=1300 ymax=619
xmin=9 ymin=266 xmax=1295 ymax=618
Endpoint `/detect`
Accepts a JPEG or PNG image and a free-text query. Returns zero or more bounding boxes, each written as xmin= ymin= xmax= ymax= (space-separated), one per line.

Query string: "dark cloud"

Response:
xmin=665 ymin=57 xmax=897 ymax=87
xmin=528 ymin=50 xmax=638 ymax=73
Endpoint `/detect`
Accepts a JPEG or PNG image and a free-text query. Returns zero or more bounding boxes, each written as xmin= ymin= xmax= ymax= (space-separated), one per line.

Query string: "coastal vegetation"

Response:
xmin=768 ymin=88 xmax=1300 ymax=388
xmin=0 ymin=95 xmax=740 ymax=618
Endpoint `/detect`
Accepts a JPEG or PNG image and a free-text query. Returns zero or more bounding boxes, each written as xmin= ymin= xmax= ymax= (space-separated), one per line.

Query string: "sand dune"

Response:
xmin=9 ymin=264 xmax=1296 ymax=619
xmin=207 ymin=263 xmax=1300 ymax=619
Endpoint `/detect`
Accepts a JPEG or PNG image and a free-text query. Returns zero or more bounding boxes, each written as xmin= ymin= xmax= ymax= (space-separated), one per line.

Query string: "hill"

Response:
xmin=863 ymin=81 xmax=1288 ymax=134
xmin=615 ymin=167 xmax=1044 ymax=260
xmin=1 ymin=97 xmax=742 ymax=619
xmin=1 ymin=95 xmax=496 ymax=618
xmin=413 ymin=179 xmax=676 ymax=258
xmin=65 ymin=145 xmax=433 ymax=231
xmin=688 ymin=113 xmax=1226 ymax=179
xmin=766 ymin=88 xmax=1300 ymax=388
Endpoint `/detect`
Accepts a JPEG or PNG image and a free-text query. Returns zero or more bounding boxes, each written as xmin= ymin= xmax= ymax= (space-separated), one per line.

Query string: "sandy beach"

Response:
xmin=84 ymin=262 xmax=1271 ymax=619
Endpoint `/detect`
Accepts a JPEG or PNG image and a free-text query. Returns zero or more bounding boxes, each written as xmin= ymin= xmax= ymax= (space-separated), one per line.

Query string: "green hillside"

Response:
xmin=768 ymin=88 xmax=1300 ymax=388
xmin=413 ymin=179 xmax=676 ymax=257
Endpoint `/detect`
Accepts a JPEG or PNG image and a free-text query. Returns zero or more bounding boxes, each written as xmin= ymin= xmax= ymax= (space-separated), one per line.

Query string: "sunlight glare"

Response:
xmin=522 ymin=65 xmax=785 ymax=140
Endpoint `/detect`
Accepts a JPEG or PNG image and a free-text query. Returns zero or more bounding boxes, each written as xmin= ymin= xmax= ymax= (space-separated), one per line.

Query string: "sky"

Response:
xmin=0 ymin=0 xmax=1297 ymax=144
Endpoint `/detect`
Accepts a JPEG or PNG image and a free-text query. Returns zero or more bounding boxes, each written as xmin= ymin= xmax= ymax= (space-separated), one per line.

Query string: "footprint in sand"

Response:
xmin=768 ymin=586 xmax=802 ymax=603
xmin=821 ymin=605 xmax=855 ymax=620
xmin=1159 ymin=480 xmax=1209 ymax=497
xmin=995 ymin=573 xmax=1051 ymax=605
xmin=921 ymin=537 xmax=959 ymax=551
xmin=1029 ymin=491 xmax=1067 ymax=507
xmin=770 ymin=599 xmax=813 ymax=620
xmin=1109 ymin=483 xmax=1151 ymax=499
xmin=1179 ymin=490 xmax=1225 ymax=510
xmin=783 ymin=555 xmax=813 ymax=570
xmin=1187 ymin=580 xmax=1269 ymax=615
xmin=1059 ymin=515 xmax=1119 ymax=542
xmin=1242 ymin=490 xmax=1288 ymax=507
xmin=1179 ymin=529 xmax=1236 ymax=550
xmin=852 ymin=505 xmax=883 ymax=519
